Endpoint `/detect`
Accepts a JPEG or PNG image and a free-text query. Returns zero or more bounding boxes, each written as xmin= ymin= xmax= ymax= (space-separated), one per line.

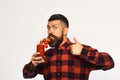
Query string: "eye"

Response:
xmin=47 ymin=24 xmax=59 ymax=31
xmin=47 ymin=25 xmax=50 ymax=30
xmin=53 ymin=26 xmax=57 ymax=29
xmin=52 ymin=25 xmax=58 ymax=30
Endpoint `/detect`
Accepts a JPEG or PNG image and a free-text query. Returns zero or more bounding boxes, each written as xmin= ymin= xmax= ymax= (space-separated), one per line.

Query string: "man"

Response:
xmin=23 ymin=14 xmax=114 ymax=80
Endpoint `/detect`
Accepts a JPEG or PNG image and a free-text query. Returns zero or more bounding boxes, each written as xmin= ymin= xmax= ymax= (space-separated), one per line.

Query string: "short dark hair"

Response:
xmin=48 ymin=14 xmax=69 ymax=28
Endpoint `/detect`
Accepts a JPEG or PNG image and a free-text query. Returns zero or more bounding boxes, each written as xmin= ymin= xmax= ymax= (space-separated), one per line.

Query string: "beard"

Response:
xmin=47 ymin=33 xmax=63 ymax=47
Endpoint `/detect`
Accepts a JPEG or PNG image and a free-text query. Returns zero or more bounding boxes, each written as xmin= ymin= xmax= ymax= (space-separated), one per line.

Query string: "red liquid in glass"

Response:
xmin=36 ymin=38 xmax=50 ymax=58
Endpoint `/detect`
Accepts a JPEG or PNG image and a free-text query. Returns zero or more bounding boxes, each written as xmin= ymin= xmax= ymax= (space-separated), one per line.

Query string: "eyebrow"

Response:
xmin=47 ymin=24 xmax=58 ymax=27
xmin=47 ymin=25 xmax=49 ymax=27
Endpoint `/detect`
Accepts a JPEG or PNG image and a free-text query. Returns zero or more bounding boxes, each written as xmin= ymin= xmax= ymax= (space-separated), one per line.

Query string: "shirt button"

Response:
xmin=58 ymin=53 xmax=61 ymax=56
xmin=57 ymin=62 xmax=61 ymax=66
xmin=57 ymin=72 xmax=61 ymax=76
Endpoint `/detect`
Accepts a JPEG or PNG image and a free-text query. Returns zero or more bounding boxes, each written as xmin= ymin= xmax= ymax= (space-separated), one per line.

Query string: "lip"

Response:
xmin=48 ymin=34 xmax=56 ymax=40
xmin=49 ymin=36 xmax=55 ymax=40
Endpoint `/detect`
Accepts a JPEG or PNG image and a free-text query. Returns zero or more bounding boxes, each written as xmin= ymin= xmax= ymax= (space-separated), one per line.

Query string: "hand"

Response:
xmin=31 ymin=52 xmax=45 ymax=67
xmin=70 ymin=37 xmax=83 ymax=55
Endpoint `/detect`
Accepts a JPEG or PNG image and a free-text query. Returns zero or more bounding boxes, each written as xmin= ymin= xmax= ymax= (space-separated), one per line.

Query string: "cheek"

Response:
xmin=56 ymin=30 xmax=63 ymax=37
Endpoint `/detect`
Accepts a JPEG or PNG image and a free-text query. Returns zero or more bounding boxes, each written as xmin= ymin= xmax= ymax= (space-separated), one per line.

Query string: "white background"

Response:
xmin=0 ymin=0 xmax=119 ymax=80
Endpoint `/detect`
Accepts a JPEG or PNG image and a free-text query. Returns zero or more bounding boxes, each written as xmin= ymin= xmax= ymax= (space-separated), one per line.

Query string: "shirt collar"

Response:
xmin=57 ymin=38 xmax=72 ymax=51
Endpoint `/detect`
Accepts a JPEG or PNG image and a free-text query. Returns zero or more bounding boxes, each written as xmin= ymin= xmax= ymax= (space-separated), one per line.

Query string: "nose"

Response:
xmin=48 ymin=27 xmax=53 ymax=34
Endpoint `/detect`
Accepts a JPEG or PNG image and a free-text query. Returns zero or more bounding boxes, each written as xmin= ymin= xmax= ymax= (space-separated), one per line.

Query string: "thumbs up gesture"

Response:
xmin=70 ymin=37 xmax=83 ymax=55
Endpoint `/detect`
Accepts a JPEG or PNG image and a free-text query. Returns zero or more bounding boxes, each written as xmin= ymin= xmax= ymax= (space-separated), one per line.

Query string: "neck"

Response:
xmin=59 ymin=36 xmax=67 ymax=46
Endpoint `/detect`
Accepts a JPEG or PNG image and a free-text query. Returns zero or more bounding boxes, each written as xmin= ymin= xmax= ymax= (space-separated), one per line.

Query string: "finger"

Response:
xmin=70 ymin=45 xmax=73 ymax=53
xmin=32 ymin=53 xmax=41 ymax=60
xmin=32 ymin=58 xmax=45 ymax=65
xmin=39 ymin=57 xmax=45 ymax=62
xmin=36 ymin=57 xmax=45 ymax=63
xmin=32 ymin=56 xmax=40 ymax=61
xmin=34 ymin=59 xmax=45 ymax=64
xmin=33 ymin=52 xmax=40 ymax=57
xmin=32 ymin=56 xmax=45 ymax=62
xmin=73 ymin=37 xmax=79 ymax=43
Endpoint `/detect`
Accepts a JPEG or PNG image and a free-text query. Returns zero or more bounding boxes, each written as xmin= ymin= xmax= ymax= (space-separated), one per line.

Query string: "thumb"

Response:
xmin=73 ymin=37 xmax=79 ymax=43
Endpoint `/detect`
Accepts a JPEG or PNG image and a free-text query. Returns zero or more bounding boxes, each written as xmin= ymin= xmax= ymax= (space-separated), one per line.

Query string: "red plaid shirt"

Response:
xmin=23 ymin=38 xmax=114 ymax=80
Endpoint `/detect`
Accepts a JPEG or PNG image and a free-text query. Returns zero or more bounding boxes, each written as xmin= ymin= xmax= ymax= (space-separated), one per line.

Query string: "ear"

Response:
xmin=63 ymin=27 xmax=68 ymax=36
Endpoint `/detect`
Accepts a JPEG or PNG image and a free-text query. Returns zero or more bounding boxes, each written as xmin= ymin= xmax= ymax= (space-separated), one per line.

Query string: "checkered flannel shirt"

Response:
xmin=23 ymin=38 xmax=114 ymax=80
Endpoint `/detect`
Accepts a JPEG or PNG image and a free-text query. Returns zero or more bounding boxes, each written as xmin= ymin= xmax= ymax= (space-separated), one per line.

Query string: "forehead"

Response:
xmin=47 ymin=20 xmax=61 ymax=26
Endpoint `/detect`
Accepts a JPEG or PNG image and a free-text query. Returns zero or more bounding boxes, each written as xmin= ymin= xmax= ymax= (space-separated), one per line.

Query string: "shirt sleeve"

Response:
xmin=23 ymin=62 xmax=43 ymax=78
xmin=80 ymin=45 xmax=114 ymax=70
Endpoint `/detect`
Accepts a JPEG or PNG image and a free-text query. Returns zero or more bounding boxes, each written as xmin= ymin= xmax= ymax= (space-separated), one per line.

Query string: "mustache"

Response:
xmin=48 ymin=34 xmax=57 ymax=39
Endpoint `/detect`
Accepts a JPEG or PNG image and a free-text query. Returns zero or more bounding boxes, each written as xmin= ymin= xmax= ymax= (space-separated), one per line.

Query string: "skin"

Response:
xmin=31 ymin=20 xmax=83 ymax=67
